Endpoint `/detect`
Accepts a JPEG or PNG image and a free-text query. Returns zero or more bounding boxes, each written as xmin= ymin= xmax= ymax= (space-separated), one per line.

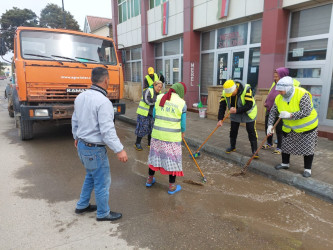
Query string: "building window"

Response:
xmin=155 ymin=59 xmax=163 ymax=75
xmin=326 ymin=72 xmax=333 ymax=120
xmin=250 ymin=20 xmax=262 ymax=44
xmin=131 ymin=61 xmax=142 ymax=82
xmin=155 ymin=43 xmax=162 ymax=57
xmin=181 ymin=37 xmax=183 ymax=54
xmin=118 ymin=0 xmax=127 ymax=23
xmin=290 ymin=4 xmax=332 ymax=38
xmin=118 ymin=0 xmax=141 ymax=23
xmin=155 ymin=38 xmax=183 ymax=84
xmin=199 ymin=21 xmax=262 ymax=95
xmin=288 ymin=5 xmax=331 ymax=62
xmin=200 ymin=53 xmax=214 ymax=95
xmin=164 ymin=39 xmax=180 ymax=56
xmin=247 ymin=47 xmax=260 ymax=93
xmin=302 ymin=85 xmax=322 ymax=115
xmin=124 ymin=47 xmax=142 ymax=82
xmin=202 ymin=31 xmax=215 ymax=51
xmin=288 ymin=39 xmax=328 ymax=62
xmin=217 ymin=23 xmax=248 ymax=49
xmin=289 ymin=68 xmax=321 ymax=78
xmin=287 ymin=4 xmax=333 ymax=121
xmin=150 ymin=0 xmax=167 ymax=9
xmin=124 ymin=62 xmax=131 ymax=81
xmin=132 ymin=0 xmax=141 ymax=17
xmin=126 ymin=50 xmax=131 ymax=61
xmin=131 ymin=47 xmax=141 ymax=60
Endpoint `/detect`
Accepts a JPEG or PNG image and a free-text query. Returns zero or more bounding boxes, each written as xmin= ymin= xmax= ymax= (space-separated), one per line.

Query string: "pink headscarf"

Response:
xmin=264 ymin=67 xmax=289 ymax=112
xmin=276 ymin=67 xmax=289 ymax=79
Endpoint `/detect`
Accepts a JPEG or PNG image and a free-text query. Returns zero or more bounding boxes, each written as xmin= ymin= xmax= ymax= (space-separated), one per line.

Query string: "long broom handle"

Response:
xmin=241 ymin=118 xmax=282 ymax=174
xmin=195 ymin=112 xmax=230 ymax=153
xmin=183 ymin=138 xmax=205 ymax=178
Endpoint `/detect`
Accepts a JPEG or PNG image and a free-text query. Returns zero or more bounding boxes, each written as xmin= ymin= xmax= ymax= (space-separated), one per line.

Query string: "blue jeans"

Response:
xmin=76 ymin=141 xmax=111 ymax=218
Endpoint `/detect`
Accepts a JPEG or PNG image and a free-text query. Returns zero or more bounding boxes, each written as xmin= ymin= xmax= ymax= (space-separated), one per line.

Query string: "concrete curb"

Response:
xmin=118 ymin=115 xmax=333 ymax=203
xmin=118 ymin=114 xmax=137 ymax=126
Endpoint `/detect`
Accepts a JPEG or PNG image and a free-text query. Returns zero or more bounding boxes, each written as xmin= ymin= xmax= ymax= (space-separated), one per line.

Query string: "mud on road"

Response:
xmin=0 ymin=80 xmax=332 ymax=249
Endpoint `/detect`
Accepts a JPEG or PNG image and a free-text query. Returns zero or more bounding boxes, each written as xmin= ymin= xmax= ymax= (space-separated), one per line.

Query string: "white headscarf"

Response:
xmin=276 ymin=76 xmax=295 ymax=102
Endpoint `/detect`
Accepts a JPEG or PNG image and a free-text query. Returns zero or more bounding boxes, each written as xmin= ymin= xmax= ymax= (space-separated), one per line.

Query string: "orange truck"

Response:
xmin=6 ymin=27 xmax=125 ymax=140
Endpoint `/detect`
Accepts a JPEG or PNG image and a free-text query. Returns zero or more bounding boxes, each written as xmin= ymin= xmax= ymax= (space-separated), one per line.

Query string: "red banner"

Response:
xmin=162 ymin=2 xmax=169 ymax=35
xmin=219 ymin=0 xmax=230 ymax=18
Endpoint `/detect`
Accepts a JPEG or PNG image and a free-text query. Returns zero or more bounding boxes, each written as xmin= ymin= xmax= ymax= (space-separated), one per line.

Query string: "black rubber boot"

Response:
xmin=226 ymin=138 xmax=236 ymax=153
xmin=250 ymin=141 xmax=259 ymax=159
xmin=134 ymin=143 xmax=143 ymax=151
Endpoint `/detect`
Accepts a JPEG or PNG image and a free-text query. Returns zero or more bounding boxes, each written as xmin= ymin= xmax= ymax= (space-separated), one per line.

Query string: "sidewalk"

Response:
xmin=118 ymin=99 xmax=333 ymax=202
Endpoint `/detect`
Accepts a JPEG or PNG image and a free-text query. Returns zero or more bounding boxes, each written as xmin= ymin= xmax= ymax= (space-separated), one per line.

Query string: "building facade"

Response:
xmin=111 ymin=0 xmax=333 ymax=129
xmin=84 ymin=16 xmax=113 ymax=37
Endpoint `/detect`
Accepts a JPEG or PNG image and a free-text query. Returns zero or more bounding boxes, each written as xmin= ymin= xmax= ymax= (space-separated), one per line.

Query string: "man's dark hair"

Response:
xmin=91 ymin=67 xmax=109 ymax=85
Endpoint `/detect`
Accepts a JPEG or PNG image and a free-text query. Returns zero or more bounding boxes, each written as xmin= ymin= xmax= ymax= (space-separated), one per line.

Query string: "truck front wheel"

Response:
xmin=19 ymin=117 xmax=34 ymax=140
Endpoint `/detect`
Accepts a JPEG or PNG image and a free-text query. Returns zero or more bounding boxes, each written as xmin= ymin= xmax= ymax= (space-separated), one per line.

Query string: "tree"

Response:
xmin=40 ymin=4 xmax=80 ymax=31
xmin=0 ymin=7 xmax=38 ymax=51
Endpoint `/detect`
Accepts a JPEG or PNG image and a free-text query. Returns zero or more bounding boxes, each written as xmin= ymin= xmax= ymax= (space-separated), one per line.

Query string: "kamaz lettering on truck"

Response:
xmin=8 ymin=27 xmax=125 ymax=140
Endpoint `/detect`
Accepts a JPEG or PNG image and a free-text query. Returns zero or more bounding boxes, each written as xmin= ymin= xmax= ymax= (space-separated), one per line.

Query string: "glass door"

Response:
xmin=217 ymin=53 xmax=229 ymax=85
xmin=165 ymin=59 xmax=170 ymax=84
xmin=216 ymin=50 xmax=246 ymax=86
xmin=164 ymin=57 xmax=181 ymax=84
xmin=172 ymin=58 xmax=180 ymax=83
xmin=231 ymin=51 xmax=245 ymax=83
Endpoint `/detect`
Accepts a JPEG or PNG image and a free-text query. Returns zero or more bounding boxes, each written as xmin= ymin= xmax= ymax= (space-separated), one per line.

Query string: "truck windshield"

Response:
xmin=20 ymin=30 xmax=118 ymax=65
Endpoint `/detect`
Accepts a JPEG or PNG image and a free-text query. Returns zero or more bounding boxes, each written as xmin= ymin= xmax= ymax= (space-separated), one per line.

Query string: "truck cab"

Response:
xmin=8 ymin=27 xmax=125 ymax=140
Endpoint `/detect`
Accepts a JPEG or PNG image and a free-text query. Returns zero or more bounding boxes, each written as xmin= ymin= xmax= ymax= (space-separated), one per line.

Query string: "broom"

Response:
xmin=182 ymin=137 xmax=207 ymax=185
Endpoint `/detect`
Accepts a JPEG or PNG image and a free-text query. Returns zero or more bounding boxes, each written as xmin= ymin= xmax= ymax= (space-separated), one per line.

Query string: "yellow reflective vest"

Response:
xmin=145 ymin=73 xmax=159 ymax=89
xmin=275 ymin=87 xmax=318 ymax=133
xmin=151 ymin=93 xmax=185 ymax=142
xmin=136 ymin=88 xmax=155 ymax=117
xmin=222 ymin=84 xmax=257 ymax=120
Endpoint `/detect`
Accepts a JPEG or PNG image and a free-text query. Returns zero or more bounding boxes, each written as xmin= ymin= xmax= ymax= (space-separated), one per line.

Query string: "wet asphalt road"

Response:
xmin=1 ymin=79 xmax=333 ymax=249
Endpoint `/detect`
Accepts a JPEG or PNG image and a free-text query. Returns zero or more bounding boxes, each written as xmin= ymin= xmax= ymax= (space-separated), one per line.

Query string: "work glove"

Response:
xmin=267 ymin=125 xmax=274 ymax=135
xmin=279 ymin=111 xmax=292 ymax=119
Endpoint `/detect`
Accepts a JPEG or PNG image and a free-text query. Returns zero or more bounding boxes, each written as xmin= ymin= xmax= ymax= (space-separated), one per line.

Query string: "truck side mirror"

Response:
xmin=0 ymin=37 xmax=7 ymax=56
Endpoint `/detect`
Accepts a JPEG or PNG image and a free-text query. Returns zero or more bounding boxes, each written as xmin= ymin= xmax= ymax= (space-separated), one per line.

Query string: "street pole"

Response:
xmin=62 ymin=0 xmax=66 ymax=29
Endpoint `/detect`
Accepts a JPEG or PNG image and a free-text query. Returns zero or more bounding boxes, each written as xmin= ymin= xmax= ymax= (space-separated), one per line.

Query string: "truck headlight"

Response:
xmin=35 ymin=109 xmax=49 ymax=117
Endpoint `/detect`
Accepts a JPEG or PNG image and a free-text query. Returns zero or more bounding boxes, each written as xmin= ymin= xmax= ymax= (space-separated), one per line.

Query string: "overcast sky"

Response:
xmin=1 ymin=0 xmax=113 ymax=62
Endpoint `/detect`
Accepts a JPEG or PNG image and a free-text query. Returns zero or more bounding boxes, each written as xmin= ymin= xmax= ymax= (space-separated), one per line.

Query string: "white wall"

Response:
xmin=193 ymin=0 xmax=264 ymax=30
xmin=92 ymin=26 xmax=110 ymax=37
xmin=117 ymin=15 xmax=142 ymax=48
xmin=283 ymin=0 xmax=317 ymax=8
xmin=147 ymin=0 xmax=184 ymax=42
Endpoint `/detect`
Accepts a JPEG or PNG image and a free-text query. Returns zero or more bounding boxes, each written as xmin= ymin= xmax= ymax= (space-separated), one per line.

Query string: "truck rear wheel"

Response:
xmin=8 ymin=106 xmax=14 ymax=117
xmin=19 ymin=117 xmax=34 ymax=140
xmin=8 ymin=96 xmax=14 ymax=117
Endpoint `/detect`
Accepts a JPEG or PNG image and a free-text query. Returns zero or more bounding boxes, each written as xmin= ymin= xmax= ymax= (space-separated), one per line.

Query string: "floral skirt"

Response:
xmin=135 ymin=115 xmax=154 ymax=137
xmin=148 ymin=138 xmax=184 ymax=176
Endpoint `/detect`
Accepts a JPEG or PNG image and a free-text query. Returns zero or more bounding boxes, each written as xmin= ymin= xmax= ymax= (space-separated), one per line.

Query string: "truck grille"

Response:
xmin=27 ymin=85 xmax=120 ymax=102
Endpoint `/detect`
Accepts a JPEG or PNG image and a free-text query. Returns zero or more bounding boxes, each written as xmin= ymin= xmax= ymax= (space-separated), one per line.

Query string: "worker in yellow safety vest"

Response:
xmin=263 ymin=67 xmax=300 ymax=154
xmin=217 ymin=80 xmax=259 ymax=158
xmin=134 ymin=81 xmax=163 ymax=150
xmin=144 ymin=67 xmax=159 ymax=89
xmin=146 ymin=82 xmax=187 ymax=195
xmin=267 ymin=76 xmax=318 ymax=178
